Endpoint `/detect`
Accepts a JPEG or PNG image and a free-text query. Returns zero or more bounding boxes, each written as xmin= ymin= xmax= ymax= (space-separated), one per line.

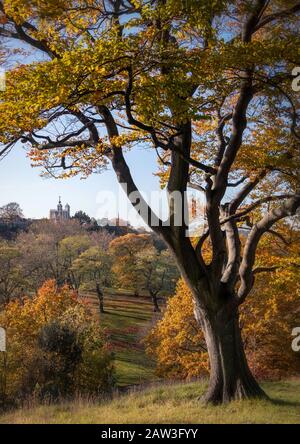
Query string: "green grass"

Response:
xmin=2 ymin=291 xmax=299 ymax=424
xmin=80 ymin=290 xmax=161 ymax=387
xmin=1 ymin=380 xmax=300 ymax=424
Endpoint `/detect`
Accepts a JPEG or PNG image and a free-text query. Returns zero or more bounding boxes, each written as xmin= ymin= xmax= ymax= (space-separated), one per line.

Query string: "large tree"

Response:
xmin=0 ymin=0 xmax=299 ymax=403
xmin=135 ymin=246 xmax=178 ymax=312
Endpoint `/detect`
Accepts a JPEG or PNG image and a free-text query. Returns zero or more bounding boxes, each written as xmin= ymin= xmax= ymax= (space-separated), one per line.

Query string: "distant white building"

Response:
xmin=98 ymin=217 xmax=110 ymax=227
xmin=49 ymin=197 xmax=70 ymax=221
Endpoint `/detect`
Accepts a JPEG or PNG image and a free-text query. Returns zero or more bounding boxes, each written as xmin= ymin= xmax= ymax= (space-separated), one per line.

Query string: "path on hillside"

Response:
xmin=80 ymin=291 xmax=162 ymax=387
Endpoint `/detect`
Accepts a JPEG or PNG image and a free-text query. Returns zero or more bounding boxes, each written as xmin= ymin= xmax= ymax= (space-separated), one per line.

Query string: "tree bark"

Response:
xmin=96 ymin=283 xmax=104 ymax=314
xmin=194 ymin=303 xmax=267 ymax=404
xmin=150 ymin=290 xmax=161 ymax=312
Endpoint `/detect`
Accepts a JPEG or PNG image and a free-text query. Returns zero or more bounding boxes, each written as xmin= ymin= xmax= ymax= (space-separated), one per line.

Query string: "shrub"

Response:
xmin=0 ymin=280 xmax=114 ymax=405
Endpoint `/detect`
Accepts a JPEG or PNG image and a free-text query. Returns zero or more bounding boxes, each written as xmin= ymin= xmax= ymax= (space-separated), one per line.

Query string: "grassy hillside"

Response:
xmin=80 ymin=290 xmax=161 ymax=387
xmin=1 ymin=292 xmax=299 ymax=424
xmin=1 ymin=380 xmax=300 ymax=424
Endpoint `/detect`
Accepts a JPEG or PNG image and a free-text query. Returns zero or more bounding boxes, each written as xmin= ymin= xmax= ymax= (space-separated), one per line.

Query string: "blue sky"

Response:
xmin=0 ymin=142 xmax=164 ymax=226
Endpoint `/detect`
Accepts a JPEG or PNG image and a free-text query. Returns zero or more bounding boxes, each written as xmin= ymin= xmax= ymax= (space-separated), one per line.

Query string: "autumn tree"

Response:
xmin=0 ymin=202 xmax=23 ymax=222
xmin=73 ymin=210 xmax=91 ymax=226
xmin=15 ymin=230 xmax=61 ymax=292
xmin=0 ymin=280 xmax=114 ymax=402
xmin=145 ymin=279 xmax=209 ymax=379
xmin=0 ymin=240 xmax=24 ymax=304
xmin=240 ymin=222 xmax=300 ymax=379
xmin=72 ymin=246 xmax=112 ymax=313
xmin=16 ymin=221 xmax=87 ymax=290
xmin=0 ymin=220 xmax=113 ymax=300
xmin=89 ymin=229 xmax=115 ymax=251
xmin=109 ymin=233 xmax=151 ymax=296
xmin=147 ymin=223 xmax=300 ymax=379
xmin=135 ymin=246 xmax=179 ymax=312
xmin=58 ymin=234 xmax=91 ymax=289
xmin=0 ymin=0 xmax=300 ymax=403
xmin=110 ymin=233 xmax=177 ymax=309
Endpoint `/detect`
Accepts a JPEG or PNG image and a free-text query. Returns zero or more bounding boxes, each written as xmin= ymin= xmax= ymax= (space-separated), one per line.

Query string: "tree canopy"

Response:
xmin=0 ymin=203 xmax=24 ymax=222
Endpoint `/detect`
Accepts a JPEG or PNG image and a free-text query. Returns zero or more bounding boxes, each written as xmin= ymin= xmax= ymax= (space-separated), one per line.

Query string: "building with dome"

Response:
xmin=49 ymin=197 xmax=71 ymax=221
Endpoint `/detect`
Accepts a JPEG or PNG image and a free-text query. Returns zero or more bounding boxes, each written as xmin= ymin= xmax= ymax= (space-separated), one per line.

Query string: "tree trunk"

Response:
xmin=150 ymin=291 xmax=161 ymax=312
xmin=96 ymin=283 xmax=104 ymax=314
xmin=195 ymin=305 xmax=267 ymax=404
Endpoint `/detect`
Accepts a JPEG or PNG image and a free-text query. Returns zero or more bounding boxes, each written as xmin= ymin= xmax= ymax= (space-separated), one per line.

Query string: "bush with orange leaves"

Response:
xmin=0 ymin=280 xmax=114 ymax=406
xmin=145 ymin=279 xmax=209 ymax=380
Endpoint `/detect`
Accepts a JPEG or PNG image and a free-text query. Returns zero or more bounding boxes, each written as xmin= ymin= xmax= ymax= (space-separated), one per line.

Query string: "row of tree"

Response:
xmin=0 ymin=219 xmax=178 ymax=313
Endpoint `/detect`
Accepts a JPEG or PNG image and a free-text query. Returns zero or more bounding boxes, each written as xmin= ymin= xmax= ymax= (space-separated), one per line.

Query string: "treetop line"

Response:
xmin=0 ymin=0 xmax=299 ymax=404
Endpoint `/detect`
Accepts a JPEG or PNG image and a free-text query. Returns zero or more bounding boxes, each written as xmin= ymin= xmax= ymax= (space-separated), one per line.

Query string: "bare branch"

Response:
xmin=238 ymin=194 xmax=300 ymax=303
xmin=214 ymin=1 xmax=269 ymax=202
xmin=254 ymin=2 xmax=300 ymax=31
xmin=229 ymin=170 xmax=267 ymax=213
xmin=228 ymin=176 xmax=248 ymax=187
xmin=214 ymin=112 xmax=232 ymax=166
xmin=266 ymin=229 xmax=290 ymax=245
xmin=253 ymin=266 xmax=279 ymax=274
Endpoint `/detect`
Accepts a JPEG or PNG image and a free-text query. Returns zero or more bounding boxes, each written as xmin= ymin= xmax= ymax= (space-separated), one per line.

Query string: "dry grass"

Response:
xmin=1 ymin=379 xmax=300 ymax=424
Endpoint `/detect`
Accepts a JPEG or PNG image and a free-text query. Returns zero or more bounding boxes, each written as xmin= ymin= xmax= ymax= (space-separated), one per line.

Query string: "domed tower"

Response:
xmin=57 ymin=196 xmax=63 ymax=216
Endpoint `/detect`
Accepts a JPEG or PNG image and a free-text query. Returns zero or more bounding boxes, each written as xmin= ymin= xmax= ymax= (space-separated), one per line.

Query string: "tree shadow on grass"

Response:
xmin=268 ymin=397 xmax=300 ymax=408
xmin=104 ymin=310 xmax=149 ymax=321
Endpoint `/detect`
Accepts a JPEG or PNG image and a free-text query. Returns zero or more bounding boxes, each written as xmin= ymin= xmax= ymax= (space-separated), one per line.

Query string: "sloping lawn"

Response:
xmin=1 ymin=380 xmax=299 ymax=424
xmin=80 ymin=290 xmax=161 ymax=387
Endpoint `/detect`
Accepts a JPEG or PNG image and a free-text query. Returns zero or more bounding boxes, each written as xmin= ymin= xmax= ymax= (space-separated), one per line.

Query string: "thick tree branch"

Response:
xmin=229 ymin=170 xmax=267 ymax=213
xmin=254 ymin=2 xmax=300 ymax=31
xmin=253 ymin=266 xmax=279 ymax=274
xmin=214 ymin=1 xmax=268 ymax=203
xmin=228 ymin=176 xmax=248 ymax=187
xmin=98 ymin=105 xmax=166 ymax=235
xmin=221 ymin=216 xmax=241 ymax=291
xmin=214 ymin=112 xmax=232 ymax=166
xmin=238 ymin=194 xmax=300 ymax=303
xmin=203 ymin=2 xmax=268 ymax=276
xmin=0 ymin=2 xmax=57 ymax=58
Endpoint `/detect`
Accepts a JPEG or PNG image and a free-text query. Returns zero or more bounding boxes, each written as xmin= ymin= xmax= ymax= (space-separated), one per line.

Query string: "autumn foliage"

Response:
xmin=146 ymin=279 xmax=209 ymax=379
xmin=0 ymin=280 xmax=114 ymax=405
